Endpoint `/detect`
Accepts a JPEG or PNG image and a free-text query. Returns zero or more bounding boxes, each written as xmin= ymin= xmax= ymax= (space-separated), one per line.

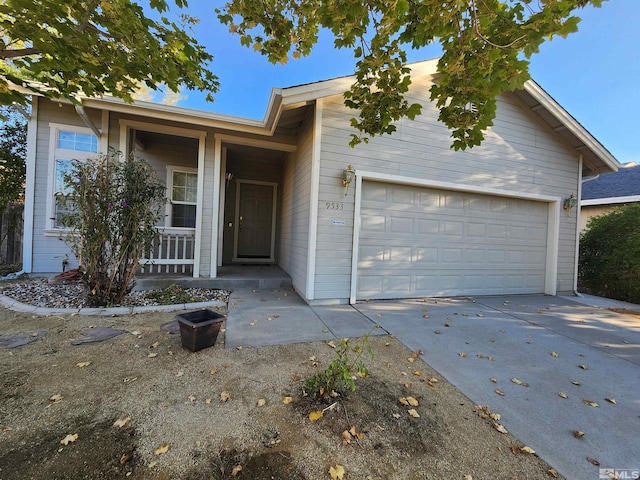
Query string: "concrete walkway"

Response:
xmin=225 ymin=291 xmax=640 ymax=480
xmin=225 ymin=287 xmax=386 ymax=348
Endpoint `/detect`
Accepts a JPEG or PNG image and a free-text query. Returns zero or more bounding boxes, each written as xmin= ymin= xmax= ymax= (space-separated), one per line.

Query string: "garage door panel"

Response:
xmin=357 ymin=181 xmax=548 ymax=299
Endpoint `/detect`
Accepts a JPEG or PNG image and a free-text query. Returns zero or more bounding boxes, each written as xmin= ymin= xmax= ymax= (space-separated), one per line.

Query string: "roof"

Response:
xmin=582 ymin=162 xmax=640 ymax=203
xmin=19 ymin=59 xmax=621 ymax=174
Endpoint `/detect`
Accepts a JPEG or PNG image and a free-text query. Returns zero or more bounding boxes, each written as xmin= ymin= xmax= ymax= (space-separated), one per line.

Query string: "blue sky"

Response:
xmin=175 ymin=0 xmax=638 ymax=164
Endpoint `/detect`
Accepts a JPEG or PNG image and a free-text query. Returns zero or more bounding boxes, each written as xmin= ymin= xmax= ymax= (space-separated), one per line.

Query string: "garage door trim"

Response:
xmin=349 ymin=170 xmax=562 ymax=304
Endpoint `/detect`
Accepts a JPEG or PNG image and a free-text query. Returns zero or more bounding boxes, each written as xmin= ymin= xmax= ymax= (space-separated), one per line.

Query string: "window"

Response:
xmin=167 ymin=167 xmax=197 ymax=228
xmin=48 ymin=125 xmax=99 ymax=229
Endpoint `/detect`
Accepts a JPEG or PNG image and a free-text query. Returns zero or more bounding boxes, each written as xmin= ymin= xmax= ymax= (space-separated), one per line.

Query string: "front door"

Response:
xmin=233 ymin=180 xmax=277 ymax=262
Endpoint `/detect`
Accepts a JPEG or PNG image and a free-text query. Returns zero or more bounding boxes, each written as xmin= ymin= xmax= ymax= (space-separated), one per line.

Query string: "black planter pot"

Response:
xmin=176 ymin=309 xmax=225 ymax=352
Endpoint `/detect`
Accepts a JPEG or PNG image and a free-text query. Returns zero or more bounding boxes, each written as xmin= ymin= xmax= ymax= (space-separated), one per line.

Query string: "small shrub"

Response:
xmin=146 ymin=284 xmax=205 ymax=305
xmin=579 ymin=203 xmax=640 ymax=303
xmin=305 ymin=334 xmax=374 ymax=398
xmin=58 ymin=153 xmax=165 ymax=307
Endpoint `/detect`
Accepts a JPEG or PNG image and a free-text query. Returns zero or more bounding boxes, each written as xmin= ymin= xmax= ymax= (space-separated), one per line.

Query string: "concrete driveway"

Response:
xmin=354 ymin=295 xmax=640 ymax=480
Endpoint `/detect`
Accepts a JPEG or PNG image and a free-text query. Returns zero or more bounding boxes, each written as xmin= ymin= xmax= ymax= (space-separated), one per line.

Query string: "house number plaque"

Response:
xmin=326 ymin=202 xmax=344 ymax=210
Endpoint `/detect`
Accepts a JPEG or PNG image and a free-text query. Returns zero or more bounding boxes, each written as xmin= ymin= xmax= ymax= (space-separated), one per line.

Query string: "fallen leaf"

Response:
xmin=188 ymin=395 xmax=196 ymax=402
xmin=210 ymin=368 xmax=218 ymax=375
xmin=493 ymin=423 xmax=508 ymax=434
xmin=205 ymin=398 xmax=212 ymax=404
xmin=329 ymin=464 xmax=345 ymax=480
xmin=147 ymin=353 xmax=158 ymax=358
xmin=443 ymin=322 xmax=450 ymax=327
xmin=520 ymin=446 xmax=535 ymax=454
xmin=407 ymin=357 xmax=416 ymax=363
xmin=322 ymin=329 xmax=328 ymax=333
xmin=257 ymin=399 xmax=266 ymax=407
xmin=582 ymin=399 xmax=599 ymax=407
xmin=490 ymin=377 xmax=497 ymax=383
xmin=579 ymin=364 xmax=588 ymax=370
xmin=76 ymin=362 xmax=91 ymax=368
xmin=476 ymin=353 xmax=484 ymax=358
xmin=511 ymin=378 xmax=523 ymax=385
xmin=464 ymin=475 xmax=473 ymax=480
xmin=283 ymin=396 xmax=294 ymax=404
xmin=356 ymin=371 xmax=368 ymax=378
xmin=392 ymin=413 xmax=401 ymax=419
xmin=551 ymin=352 xmax=559 ymax=357
xmin=434 ymin=330 xmax=441 ymax=334
xmin=341 ymin=430 xmax=352 ymax=445
xmin=407 ymin=409 xmax=420 ymax=418
xmin=587 ymin=457 xmax=600 ymax=466
xmin=349 ymin=425 xmax=357 ymax=436
xmin=495 ymin=389 xmax=505 ymax=396
xmin=154 ymin=444 xmax=170 ymax=455
xmin=385 ymin=342 xmax=391 ymax=346
xmin=231 ymin=464 xmax=243 ymax=476
xmin=573 ymin=430 xmax=585 ymax=438
xmin=537 ymin=309 xmax=544 ymax=314
xmin=605 ymin=398 xmax=617 ymax=405
xmin=267 ymin=317 xmax=272 ymax=321
xmin=150 ymin=342 xmax=160 ymax=348
xmin=412 ymin=371 xmax=421 ymax=376
xmin=476 ymin=313 xmax=484 ymax=317
xmin=572 ymin=381 xmax=581 ymax=386
xmin=490 ymin=413 xmax=501 ymax=421
xmin=309 ymin=410 xmax=323 ymax=422
xmin=488 ymin=357 xmax=496 ymax=361
xmin=249 ymin=322 xmax=256 ymax=327
xmin=60 ymin=433 xmax=78 ymax=445
xmin=50 ymin=394 xmax=63 ymax=402
xmin=119 ymin=453 xmax=129 ymax=464
xmin=558 ymin=392 xmax=568 ymax=399
xmin=549 ymin=468 xmax=559 ymax=478
xmin=236 ymin=346 xmax=243 ymax=350
xmin=399 ymin=397 xmax=409 ymax=406
xmin=406 ymin=396 xmax=419 ymax=407
xmin=459 ymin=352 xmax=467 ymax=358
xmin=112 ymin=417 xmax=131 ymax=428
xmin=220 ymin=391 xmax=231 ymax=402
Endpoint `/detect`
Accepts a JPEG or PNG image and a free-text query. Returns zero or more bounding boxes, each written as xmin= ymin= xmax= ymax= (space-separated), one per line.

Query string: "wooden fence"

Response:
xmin=0 ymin=203 xmax=23 ymax=265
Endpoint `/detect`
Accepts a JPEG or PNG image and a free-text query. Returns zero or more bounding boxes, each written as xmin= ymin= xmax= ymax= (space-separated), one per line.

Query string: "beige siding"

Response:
xmin=278 ymin=109 xmax=315 ymax=298
xmin=314 ymin=77 xmax=580 ymax=301
xmin=580 ymin=205 xmax=622 ymax=232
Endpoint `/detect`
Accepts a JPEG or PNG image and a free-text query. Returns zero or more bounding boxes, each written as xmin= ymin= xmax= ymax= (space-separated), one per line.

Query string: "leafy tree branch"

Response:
xmin=218 ymin=0 xmax=603 ymax=149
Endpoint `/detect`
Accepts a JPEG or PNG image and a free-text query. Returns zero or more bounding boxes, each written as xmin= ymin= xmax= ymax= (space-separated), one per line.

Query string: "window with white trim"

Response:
xmin=166 ymin=167 xmax=197 ymax=228
xmin=48 ymin=125 xmax=99 ymax=229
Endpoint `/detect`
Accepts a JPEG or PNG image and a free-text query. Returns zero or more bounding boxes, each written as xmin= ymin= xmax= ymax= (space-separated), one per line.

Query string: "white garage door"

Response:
xmin=357 ymin=181 xmax=548 ymax=299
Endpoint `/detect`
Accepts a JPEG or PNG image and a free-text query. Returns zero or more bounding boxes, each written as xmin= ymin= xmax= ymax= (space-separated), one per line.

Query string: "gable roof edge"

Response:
xmin=522 ymin=80 xmax=619 ymax=174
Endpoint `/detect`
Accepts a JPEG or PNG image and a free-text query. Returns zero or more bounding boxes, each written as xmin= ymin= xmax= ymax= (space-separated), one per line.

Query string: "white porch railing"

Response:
xmin=139 ymin=227 xmax=195 ymax=275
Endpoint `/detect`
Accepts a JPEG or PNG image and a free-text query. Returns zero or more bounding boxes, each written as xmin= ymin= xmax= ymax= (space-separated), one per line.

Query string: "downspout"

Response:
xmin=573 ymin=154 xmax=585 ymax=296
xmin=74 ymin=104 xmax=102 ymax=137
xmin=12 ymin=102 xmax=30 ymax=121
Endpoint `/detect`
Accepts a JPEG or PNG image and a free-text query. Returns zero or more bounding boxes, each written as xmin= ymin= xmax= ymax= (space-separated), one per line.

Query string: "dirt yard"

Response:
xmin=0 ymin=305 xmax=562 ymax=479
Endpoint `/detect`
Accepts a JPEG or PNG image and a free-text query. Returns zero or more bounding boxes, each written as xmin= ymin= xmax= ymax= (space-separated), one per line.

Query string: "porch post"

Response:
xmin=193 ymin=133 xmax=207 ymax=277
xmin=209 ymin=136 xmax=223 ymax=278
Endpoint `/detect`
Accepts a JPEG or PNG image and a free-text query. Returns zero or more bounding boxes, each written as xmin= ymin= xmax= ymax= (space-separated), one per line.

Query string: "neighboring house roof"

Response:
xmin=17 ymin=58 xmax=619 ymax=175
xmin=582 ymin=162 xmax=640 ymax=205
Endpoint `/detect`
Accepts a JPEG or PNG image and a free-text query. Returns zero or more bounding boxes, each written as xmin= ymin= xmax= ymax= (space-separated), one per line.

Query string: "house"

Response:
xmin=580 ymin=162 xmax=640 ymax=231
xmin=21 ymin=59 xmax=619 ymax=305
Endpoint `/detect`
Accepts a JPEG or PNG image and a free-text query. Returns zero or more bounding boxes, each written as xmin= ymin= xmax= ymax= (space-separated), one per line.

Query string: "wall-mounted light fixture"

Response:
xmin=563 ymin=193 xmax=577 ymax=216
xmin=225 ymin=172 xmax=234 ymax=188
xmin=342 ymin=164 xmax=355 ymax=196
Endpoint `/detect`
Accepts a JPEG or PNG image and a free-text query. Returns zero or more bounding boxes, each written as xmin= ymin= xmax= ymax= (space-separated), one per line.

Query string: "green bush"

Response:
xmin=579 ymin=203 xmax=640 ymax=303
xmin=58 ymin=153 xmax=165 ymax=307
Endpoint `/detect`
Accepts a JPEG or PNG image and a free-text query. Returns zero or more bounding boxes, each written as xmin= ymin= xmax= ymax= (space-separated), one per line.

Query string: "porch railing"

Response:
xmin=139 ymin=227 xmax=195 ymax=275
